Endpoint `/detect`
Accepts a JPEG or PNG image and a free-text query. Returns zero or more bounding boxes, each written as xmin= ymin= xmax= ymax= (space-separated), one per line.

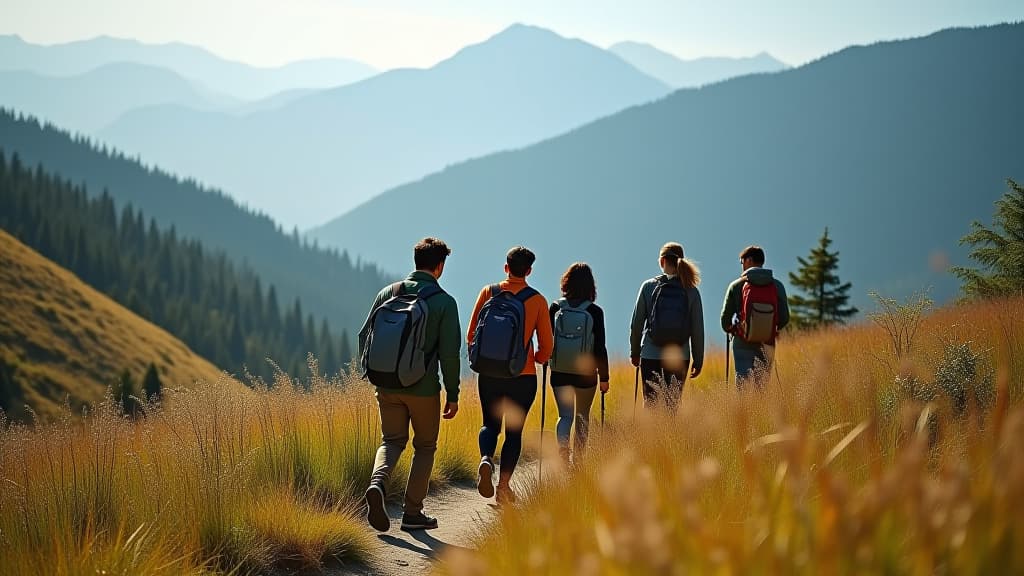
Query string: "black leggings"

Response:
xmin=478 ymin=374 xmax=537 ymax=477
xmin=640 ymin=358 xmax=688 ymax=412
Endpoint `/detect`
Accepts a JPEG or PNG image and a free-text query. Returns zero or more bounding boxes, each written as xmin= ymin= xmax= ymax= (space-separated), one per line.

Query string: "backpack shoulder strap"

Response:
xmin=515 ymin=286 xmax=539 ymax=303
xmin=489 ymin=283 xmax=502 ymax=298
xmin=391 ymin=281 xmax=405 ymax=297
xmin=576 ymin=300 xmax=593 ymax=310
xmin=555 ymin=297 xmax=569 ymax=309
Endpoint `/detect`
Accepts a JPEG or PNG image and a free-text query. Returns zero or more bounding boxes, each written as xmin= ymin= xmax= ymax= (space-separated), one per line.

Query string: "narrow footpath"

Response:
xmin=341 ymin=465 xmax=539 ymax=576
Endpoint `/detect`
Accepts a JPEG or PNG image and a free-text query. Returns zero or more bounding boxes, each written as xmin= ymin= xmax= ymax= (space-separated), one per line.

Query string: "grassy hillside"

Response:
xmin=310 ymin=23 xmax=1024 ymax=350
xmin=1 ymin=288 xmax=1020 ymax=573
xmin=0 ymin=151 xmax=355 ymax=382
xmin=0 ymin=229 xmax=224 ymax=421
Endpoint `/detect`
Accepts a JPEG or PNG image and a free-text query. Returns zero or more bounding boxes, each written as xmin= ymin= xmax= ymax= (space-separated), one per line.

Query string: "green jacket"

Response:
xmin=358 ymin=271 xmax=462 ymax=402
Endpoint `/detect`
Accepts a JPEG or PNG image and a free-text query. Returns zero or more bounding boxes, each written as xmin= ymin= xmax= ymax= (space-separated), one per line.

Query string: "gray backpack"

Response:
xmin=550 ymin=299 xmax=595 ymax=375
xmin=361 ymin=282 xmax=443 ymax=388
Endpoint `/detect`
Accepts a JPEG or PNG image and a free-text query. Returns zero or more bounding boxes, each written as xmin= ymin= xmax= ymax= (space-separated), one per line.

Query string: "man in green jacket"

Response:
xmin=359 ymin=237 xmax=461 ymax=532
xmin=721 ymin=245 xmax=790 ymax=390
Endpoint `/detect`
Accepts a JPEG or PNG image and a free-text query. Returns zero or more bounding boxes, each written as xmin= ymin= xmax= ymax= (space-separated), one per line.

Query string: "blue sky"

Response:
xmin=1 ymin=0 xmax=1021 ymax=69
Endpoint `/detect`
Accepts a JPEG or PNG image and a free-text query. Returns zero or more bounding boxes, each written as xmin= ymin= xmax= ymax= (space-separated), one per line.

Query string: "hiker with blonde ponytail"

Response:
xmin=629 ymin=242 xmax=705 ymax=412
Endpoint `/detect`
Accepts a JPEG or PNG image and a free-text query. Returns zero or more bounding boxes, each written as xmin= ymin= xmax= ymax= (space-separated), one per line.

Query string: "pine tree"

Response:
xmin=0 ymin=358 xmax=21 ymax=413
xmin=117 ymin=369 xmax=139 ymax=417
xmin=339 ymin=329 xmax=354 ymax=372
xmin=228 ymin=316 xmax=246 ymax=364
xmin=142 ymin=362 xmax=163 ymax=402
xmin=788 ymin=227 xmax=858 ymax=328
xmin=951 ymin=179 xmax=1024 ymax=298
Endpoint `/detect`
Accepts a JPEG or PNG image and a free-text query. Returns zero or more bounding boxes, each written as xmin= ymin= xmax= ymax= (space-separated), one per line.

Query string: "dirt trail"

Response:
xmin=343 ymin=467 xmax=538 ymax=576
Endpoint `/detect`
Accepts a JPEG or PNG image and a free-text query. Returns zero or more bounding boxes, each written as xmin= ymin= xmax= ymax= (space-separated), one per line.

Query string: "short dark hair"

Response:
xmin=560 ymin=262 xmax=596 ymax=301
xmin=740 ymin=245 xmax=765 ymax=266
xmin=414 ymin=237 xmax=451 ymax=270
xmin=506 ymin=246 xmax=535 ymax=278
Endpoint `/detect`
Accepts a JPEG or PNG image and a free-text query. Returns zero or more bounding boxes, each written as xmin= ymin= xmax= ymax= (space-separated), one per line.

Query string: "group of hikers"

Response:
xmin=358 ymin=238 xmax=790 ymax=532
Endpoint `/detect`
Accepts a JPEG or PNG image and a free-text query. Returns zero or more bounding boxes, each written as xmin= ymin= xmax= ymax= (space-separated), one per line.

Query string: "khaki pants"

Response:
xmin=370 ymin=391 xmax=441 ymax=515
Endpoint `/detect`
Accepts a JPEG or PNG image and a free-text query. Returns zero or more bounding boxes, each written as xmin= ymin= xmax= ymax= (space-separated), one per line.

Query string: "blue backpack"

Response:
xmin=469 ymin=284 xmax=538 ymax=378
xmin=648 ymin=275 xmax=690 ymax=346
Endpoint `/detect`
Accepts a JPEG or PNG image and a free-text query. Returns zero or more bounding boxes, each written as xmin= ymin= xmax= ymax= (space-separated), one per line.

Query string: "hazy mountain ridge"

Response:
xmin=97 ymin=24 xmax=673 ymax=228
xmin=0 ymin=62 xmax=228 ymax=134
xmin=0 ymin=34 xmax=378 ymax=101
xmin=308 ymin=23 xmax=1024 ymax=350
xmin=0 ymin=109 xmax=389 ymax=337
xmin=609 ymin=41 xmax=788 ymax=87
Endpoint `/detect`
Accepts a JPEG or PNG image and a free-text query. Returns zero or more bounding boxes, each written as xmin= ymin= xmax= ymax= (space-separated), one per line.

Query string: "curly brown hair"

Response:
xmin=560 ymin=262 xmax=596 ymax=301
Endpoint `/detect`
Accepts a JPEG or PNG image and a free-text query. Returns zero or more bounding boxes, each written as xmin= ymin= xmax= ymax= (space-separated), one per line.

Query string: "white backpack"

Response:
xmin=550 ymin=299 xmax=595 ymax=375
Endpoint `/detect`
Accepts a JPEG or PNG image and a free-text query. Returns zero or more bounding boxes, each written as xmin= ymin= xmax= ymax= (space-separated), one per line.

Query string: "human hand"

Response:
xmin=600 ymin=380 xmax=610 ymax=393
xmin=443 ymin=402 xmax=458 ymax=419
xmin=630 ymin=356 xmax=640 ymax=367
xmin=690 ymin=366 xmax=702 ymax=379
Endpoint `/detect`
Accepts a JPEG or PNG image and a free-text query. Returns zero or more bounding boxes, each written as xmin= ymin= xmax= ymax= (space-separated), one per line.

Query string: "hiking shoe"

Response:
xmin=400 ymin=512 xmax=439 ymax=531
xmin=477 ymin=458 xmax=495 ymax=498
xmin=364 ymin=484 xmax=389 ymax=532
xmin=495 ymin=485 xmax=517 ymax=506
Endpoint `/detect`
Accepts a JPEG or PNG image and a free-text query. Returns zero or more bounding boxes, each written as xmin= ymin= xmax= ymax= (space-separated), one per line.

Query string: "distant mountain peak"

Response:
xmin=439 ymin=22 xmax=608 ymax=70
xmin=476 ymin=22 xmax=588 ymax=51
xmin=496 ymin=22 xmax=559 ymax=38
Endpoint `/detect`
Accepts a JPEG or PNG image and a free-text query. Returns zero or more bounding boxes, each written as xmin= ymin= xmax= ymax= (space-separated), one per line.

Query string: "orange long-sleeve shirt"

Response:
xmin=466 ymin=276 xmax=553 ymax=376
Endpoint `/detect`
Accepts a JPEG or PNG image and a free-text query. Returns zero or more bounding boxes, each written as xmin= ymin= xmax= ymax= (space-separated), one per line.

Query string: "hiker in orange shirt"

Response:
xmin=467 ymin=246 xmax=553 ymax=504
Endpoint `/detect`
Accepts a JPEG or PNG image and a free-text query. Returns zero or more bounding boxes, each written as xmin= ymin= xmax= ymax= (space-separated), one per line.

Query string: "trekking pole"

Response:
xmin=725 ymin=333 xmax=731 ymax=386
xmin=632 ymin=366 xmax=639 ymax=422
xmin=601 ymin=390 xmax=606 ymax=428
xmin=540 ymin=363 xmax=547 ymax=482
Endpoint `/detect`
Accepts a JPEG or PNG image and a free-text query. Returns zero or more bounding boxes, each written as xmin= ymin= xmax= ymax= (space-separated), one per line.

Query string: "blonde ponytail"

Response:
xmin=659 ymin=242 xmax=700 ymax=288
xmin=677 ymin=258 xmax=701 ymax=288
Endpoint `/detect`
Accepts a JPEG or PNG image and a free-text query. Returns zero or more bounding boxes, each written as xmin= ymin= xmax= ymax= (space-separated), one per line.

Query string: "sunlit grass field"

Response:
xmin=441 ymin=296 xmax=1024 ymax=575
xmin=1 ymin=297 xmax=1022 ymax=574
xmin=0 ymin=363 xmax=483 ymax=575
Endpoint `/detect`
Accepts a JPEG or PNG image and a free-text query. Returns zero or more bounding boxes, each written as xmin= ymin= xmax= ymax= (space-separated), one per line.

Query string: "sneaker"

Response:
xmin=400 ymin=512 xmax=439 ymax=531
xmin=477 ymin=458 xmax=495 ymax=498
xmin=364 ymin=484 xmax=389 ymax=532
xmin=495 ymin=485 xmax=517 ymax=506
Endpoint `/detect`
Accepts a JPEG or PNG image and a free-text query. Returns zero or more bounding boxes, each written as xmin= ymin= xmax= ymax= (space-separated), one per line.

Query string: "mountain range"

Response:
xmin=0 ymin=62 xmax=227 ymax=134
xmin=609 ymin=41 xmax=788 ymax=87
xmin=308 ymin=23 xmax=1024 ymax=352
xmin=0 ymin=34 xmax=378 ymax=101
xmin=96 ymin=24 xmax=674 ymax=228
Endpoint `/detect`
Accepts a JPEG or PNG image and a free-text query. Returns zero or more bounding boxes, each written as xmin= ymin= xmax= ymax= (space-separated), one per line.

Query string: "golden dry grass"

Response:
xmin=2 ymin=277 xmax=1022 ymax=574
xmin=0 ymin=229 xmax=226 ymax=421
xmin=440 ymin=297 xmax=1024 ymax=575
